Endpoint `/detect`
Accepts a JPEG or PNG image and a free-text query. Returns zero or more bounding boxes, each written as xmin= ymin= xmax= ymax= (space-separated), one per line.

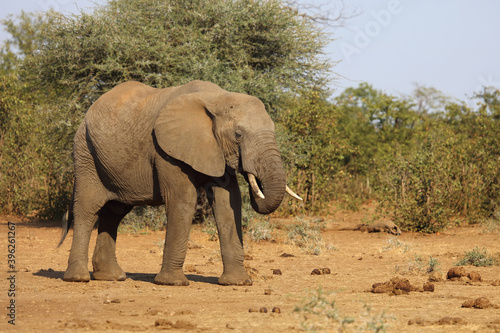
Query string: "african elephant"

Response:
xmin=59 ymin=80 xmax=300 ymax=286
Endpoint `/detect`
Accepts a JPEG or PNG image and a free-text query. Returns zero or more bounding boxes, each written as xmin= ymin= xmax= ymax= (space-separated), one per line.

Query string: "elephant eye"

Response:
xmin=235 ymin=129 xmax=243 ymax=140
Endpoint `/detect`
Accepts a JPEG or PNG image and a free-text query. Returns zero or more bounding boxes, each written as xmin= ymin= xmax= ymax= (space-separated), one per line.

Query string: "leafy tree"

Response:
xmin=278 ymin=90 xmax=352 ymax=212
xmin=0 ymin=11 xmax=45 ymax=74
xmin=410 ymin=83 xmax=452 ymax=114
xmin=22 ymin=0 xmax=331 ymax=117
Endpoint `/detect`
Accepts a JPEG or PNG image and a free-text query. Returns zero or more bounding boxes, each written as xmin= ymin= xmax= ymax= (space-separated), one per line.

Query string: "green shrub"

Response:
xmin=246 ymin=217 xmax=275 ymax=242
xmin=455 ymin=247 xmax=497 ymax=267
xmin=120 ymin=206 xmax=167 ymax=233
xmin=286 ymin=218 xmax=334 ymax=255
xmin=294 ymin=287 xmax=393 ymax=332
xmin=278 ymin=91 xmax=354 ymax=214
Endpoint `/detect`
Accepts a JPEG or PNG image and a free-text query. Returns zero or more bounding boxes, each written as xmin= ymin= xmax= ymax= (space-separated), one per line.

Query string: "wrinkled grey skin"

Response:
xmin=60 ymin=80 xmax=287 ymax=286
xmin=354 ymin=221 xmax=402 ymax=235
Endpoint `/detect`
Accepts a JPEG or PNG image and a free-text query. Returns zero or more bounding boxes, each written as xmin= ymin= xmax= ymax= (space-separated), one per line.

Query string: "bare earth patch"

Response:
xmin=1 ymin=206 xmax=500 ymax=332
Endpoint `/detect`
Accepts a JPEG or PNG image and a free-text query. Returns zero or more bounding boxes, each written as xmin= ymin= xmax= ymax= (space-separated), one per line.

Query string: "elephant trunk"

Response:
xmin=243 ymin=132 xmax=286 ymax=215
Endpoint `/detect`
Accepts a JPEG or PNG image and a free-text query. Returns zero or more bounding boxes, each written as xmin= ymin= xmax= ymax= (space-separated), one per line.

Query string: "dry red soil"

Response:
xmin=2 ymin=206 xmax=500 ymax=332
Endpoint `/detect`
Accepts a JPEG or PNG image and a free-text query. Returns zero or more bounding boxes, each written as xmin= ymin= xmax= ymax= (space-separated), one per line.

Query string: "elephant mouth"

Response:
xmin=244 ymin=172 xmax=302 ymax=202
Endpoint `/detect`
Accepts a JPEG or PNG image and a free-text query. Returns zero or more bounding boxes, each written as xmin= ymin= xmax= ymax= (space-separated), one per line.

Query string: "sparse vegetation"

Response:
xmin=119 ymin=206 xmax=166 ymax=233
xmin=287 ymin=218 xmax=334 ymax=255
xmin=247 ymin=217 xmax=275 ymax=242
xmin=455 ymin=247 xmax=498 ymax=267
xmin=394 ymin=255 xmax=441 ymax=275
xmin=202 ymin=219 xmax=219 ymax=242
xmin=294 ymin=286 xmax=393 ymax=332
xmin=383 ymin=237 xmax=411 ymax=253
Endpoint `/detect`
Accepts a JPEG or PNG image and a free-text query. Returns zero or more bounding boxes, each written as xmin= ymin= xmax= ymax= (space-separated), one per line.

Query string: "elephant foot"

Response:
xmin=154 ymin=270 xmax=190 ymax=286
xmin=92 ymin=266 xmax=127 ymax=281
xmin=63 ymin=261 xmax=91 ymax=282
xmin=218 ymin=271 xmax=253 ymax=286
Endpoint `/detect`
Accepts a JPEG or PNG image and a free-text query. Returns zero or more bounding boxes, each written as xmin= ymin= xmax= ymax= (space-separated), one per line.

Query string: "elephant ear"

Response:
xmin=154 ymin=92 xmax=226 ymax=177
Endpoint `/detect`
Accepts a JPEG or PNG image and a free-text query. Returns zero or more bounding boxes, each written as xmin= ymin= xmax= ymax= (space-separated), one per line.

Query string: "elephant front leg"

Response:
xmin=154 ymin=186 xmax=198 ymax=286
xmin=209 ymin=175 xmax=252 ymax=286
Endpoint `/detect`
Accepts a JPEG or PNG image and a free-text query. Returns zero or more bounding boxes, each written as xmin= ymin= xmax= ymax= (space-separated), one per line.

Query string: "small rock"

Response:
xmin=491 ymin=280 xmax=500 ymax=286
xmin=280 ymin=253 xmax=295 ymax=258
xmin=226 ymin=323 xmax=236 ymax=329
xmin=188 ymin=240 xmax=202 ymax=249
xmin=173 ymin=320 xmax=196 ymax=329
xmin=272 ymin=307 xmax=281 ymax=314
xmin=311 ymin=268 xmax=331 ymax=275
xmin=146 ymin=308 xmax=161 ymax=316
xmin=393 ymin=289 xmax=407 ymax=295
xmin=248 ymin=308 xmax=258 ymax=313
xmin=174 ymin=310 xmax=194 ymax=316
xmin=393 ymin=278 xmax=412 ymax=292
xmin=447 ymin=267 xmax=466 ymax=279
xmin=474 ymin=297 xmax=491 ymax=309
xmin=436 ymin=317 xmax=465 ymax=325
xmin=110 ymin=299 xmax=121 ymax=304
xmin=264 ymin=289 xmax=272 ymax=295
xmin=423 ymin=282 xmax=435 ymax=292
xmin=372 ymin=282 xmax=393 ymax=294
xmin=461 ymin=299 xmax=475 ymax=308
xmin=428 ymin=272 xmax=443 ymax=282
xmin=259 ymin=307 xmax=268 ymax=313
xmin=272 ymin=269 xmax=282 ymax=275
xmin=155 ymin=319 xmax=173 ymax=327
xmin=408 ymin=318 xmax=431 ymax=326
xmin=244 ymin=254 xmax=254 ymax=260
xmin=468 ymin=271 xmax=482 ymax=282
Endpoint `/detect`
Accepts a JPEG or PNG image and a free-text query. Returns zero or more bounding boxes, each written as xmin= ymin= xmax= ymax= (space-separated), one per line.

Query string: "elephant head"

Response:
xmin=153 ymin=91 xmax=292 ymax=214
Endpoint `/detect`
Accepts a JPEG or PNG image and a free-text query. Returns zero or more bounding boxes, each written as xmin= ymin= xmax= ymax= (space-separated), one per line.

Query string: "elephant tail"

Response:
xmin=58 ymin=193 xmax=74 ymax=247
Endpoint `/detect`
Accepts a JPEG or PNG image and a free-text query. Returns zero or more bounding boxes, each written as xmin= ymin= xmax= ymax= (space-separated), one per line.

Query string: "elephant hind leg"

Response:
xmin=63 ymin=204 xmax=101 ymax=283
xmin=92 ymin=202 xmax=132 ymax=281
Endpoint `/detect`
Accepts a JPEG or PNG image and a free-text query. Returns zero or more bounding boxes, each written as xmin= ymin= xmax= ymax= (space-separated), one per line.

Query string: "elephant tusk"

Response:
xmin=286 ymin=186 xmax=303 ymax=201
xmin=248 ymin=174 xmax=265 ymax=199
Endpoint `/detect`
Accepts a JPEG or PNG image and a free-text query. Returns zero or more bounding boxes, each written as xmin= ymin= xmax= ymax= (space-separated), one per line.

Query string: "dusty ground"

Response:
xmin=1 ymin=206 xmax=500 ymax=332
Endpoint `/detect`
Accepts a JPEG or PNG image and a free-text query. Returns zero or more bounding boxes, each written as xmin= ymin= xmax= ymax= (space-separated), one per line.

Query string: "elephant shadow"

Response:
xmin=126 ymin=273 xmax=219 ymax=285
xmin=33 ymin=269 xmax=219 ymax=285
xmin=33 ymin=269 xmax=65 ymax=280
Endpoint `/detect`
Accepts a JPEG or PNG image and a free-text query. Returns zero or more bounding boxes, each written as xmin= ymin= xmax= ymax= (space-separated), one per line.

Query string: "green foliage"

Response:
xmin=202 ymin=218 xmax=219 ymax=242
xmin=294 ymin=287 xmax=354 ymax=332
xmin=455 ymin=247 xmax=497 ymax=267
xmin=0 ymin=73 xmax=73 ymax=218
xmin=120 ymin=206 xmax=167 ymax=232
xmin=286 ymin=218 xmax=333 ymax=255
xmin=382 ymin=237 xmax=411 ymax=253
xmin=278 ymin=90 xmax=354 ymax=213
xmin=395 ymin=254 xmax=441 ymax=275
xmin=21 ymin=0 xmax=330 ymax=117
xmin=379 ymin=95 xmax=500 ymax=232
xmin=294 ymin=287 xmax=393 ymax=332
xmin=0 ymin=11 xmax=45 ymax=74
xmin=246 ymin=217 xmax=275 ymax=242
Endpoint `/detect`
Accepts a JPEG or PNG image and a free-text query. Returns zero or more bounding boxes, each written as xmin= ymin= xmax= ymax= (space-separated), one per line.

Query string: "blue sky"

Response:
xmin=1 ymin=0 xmax=499 ymax=101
